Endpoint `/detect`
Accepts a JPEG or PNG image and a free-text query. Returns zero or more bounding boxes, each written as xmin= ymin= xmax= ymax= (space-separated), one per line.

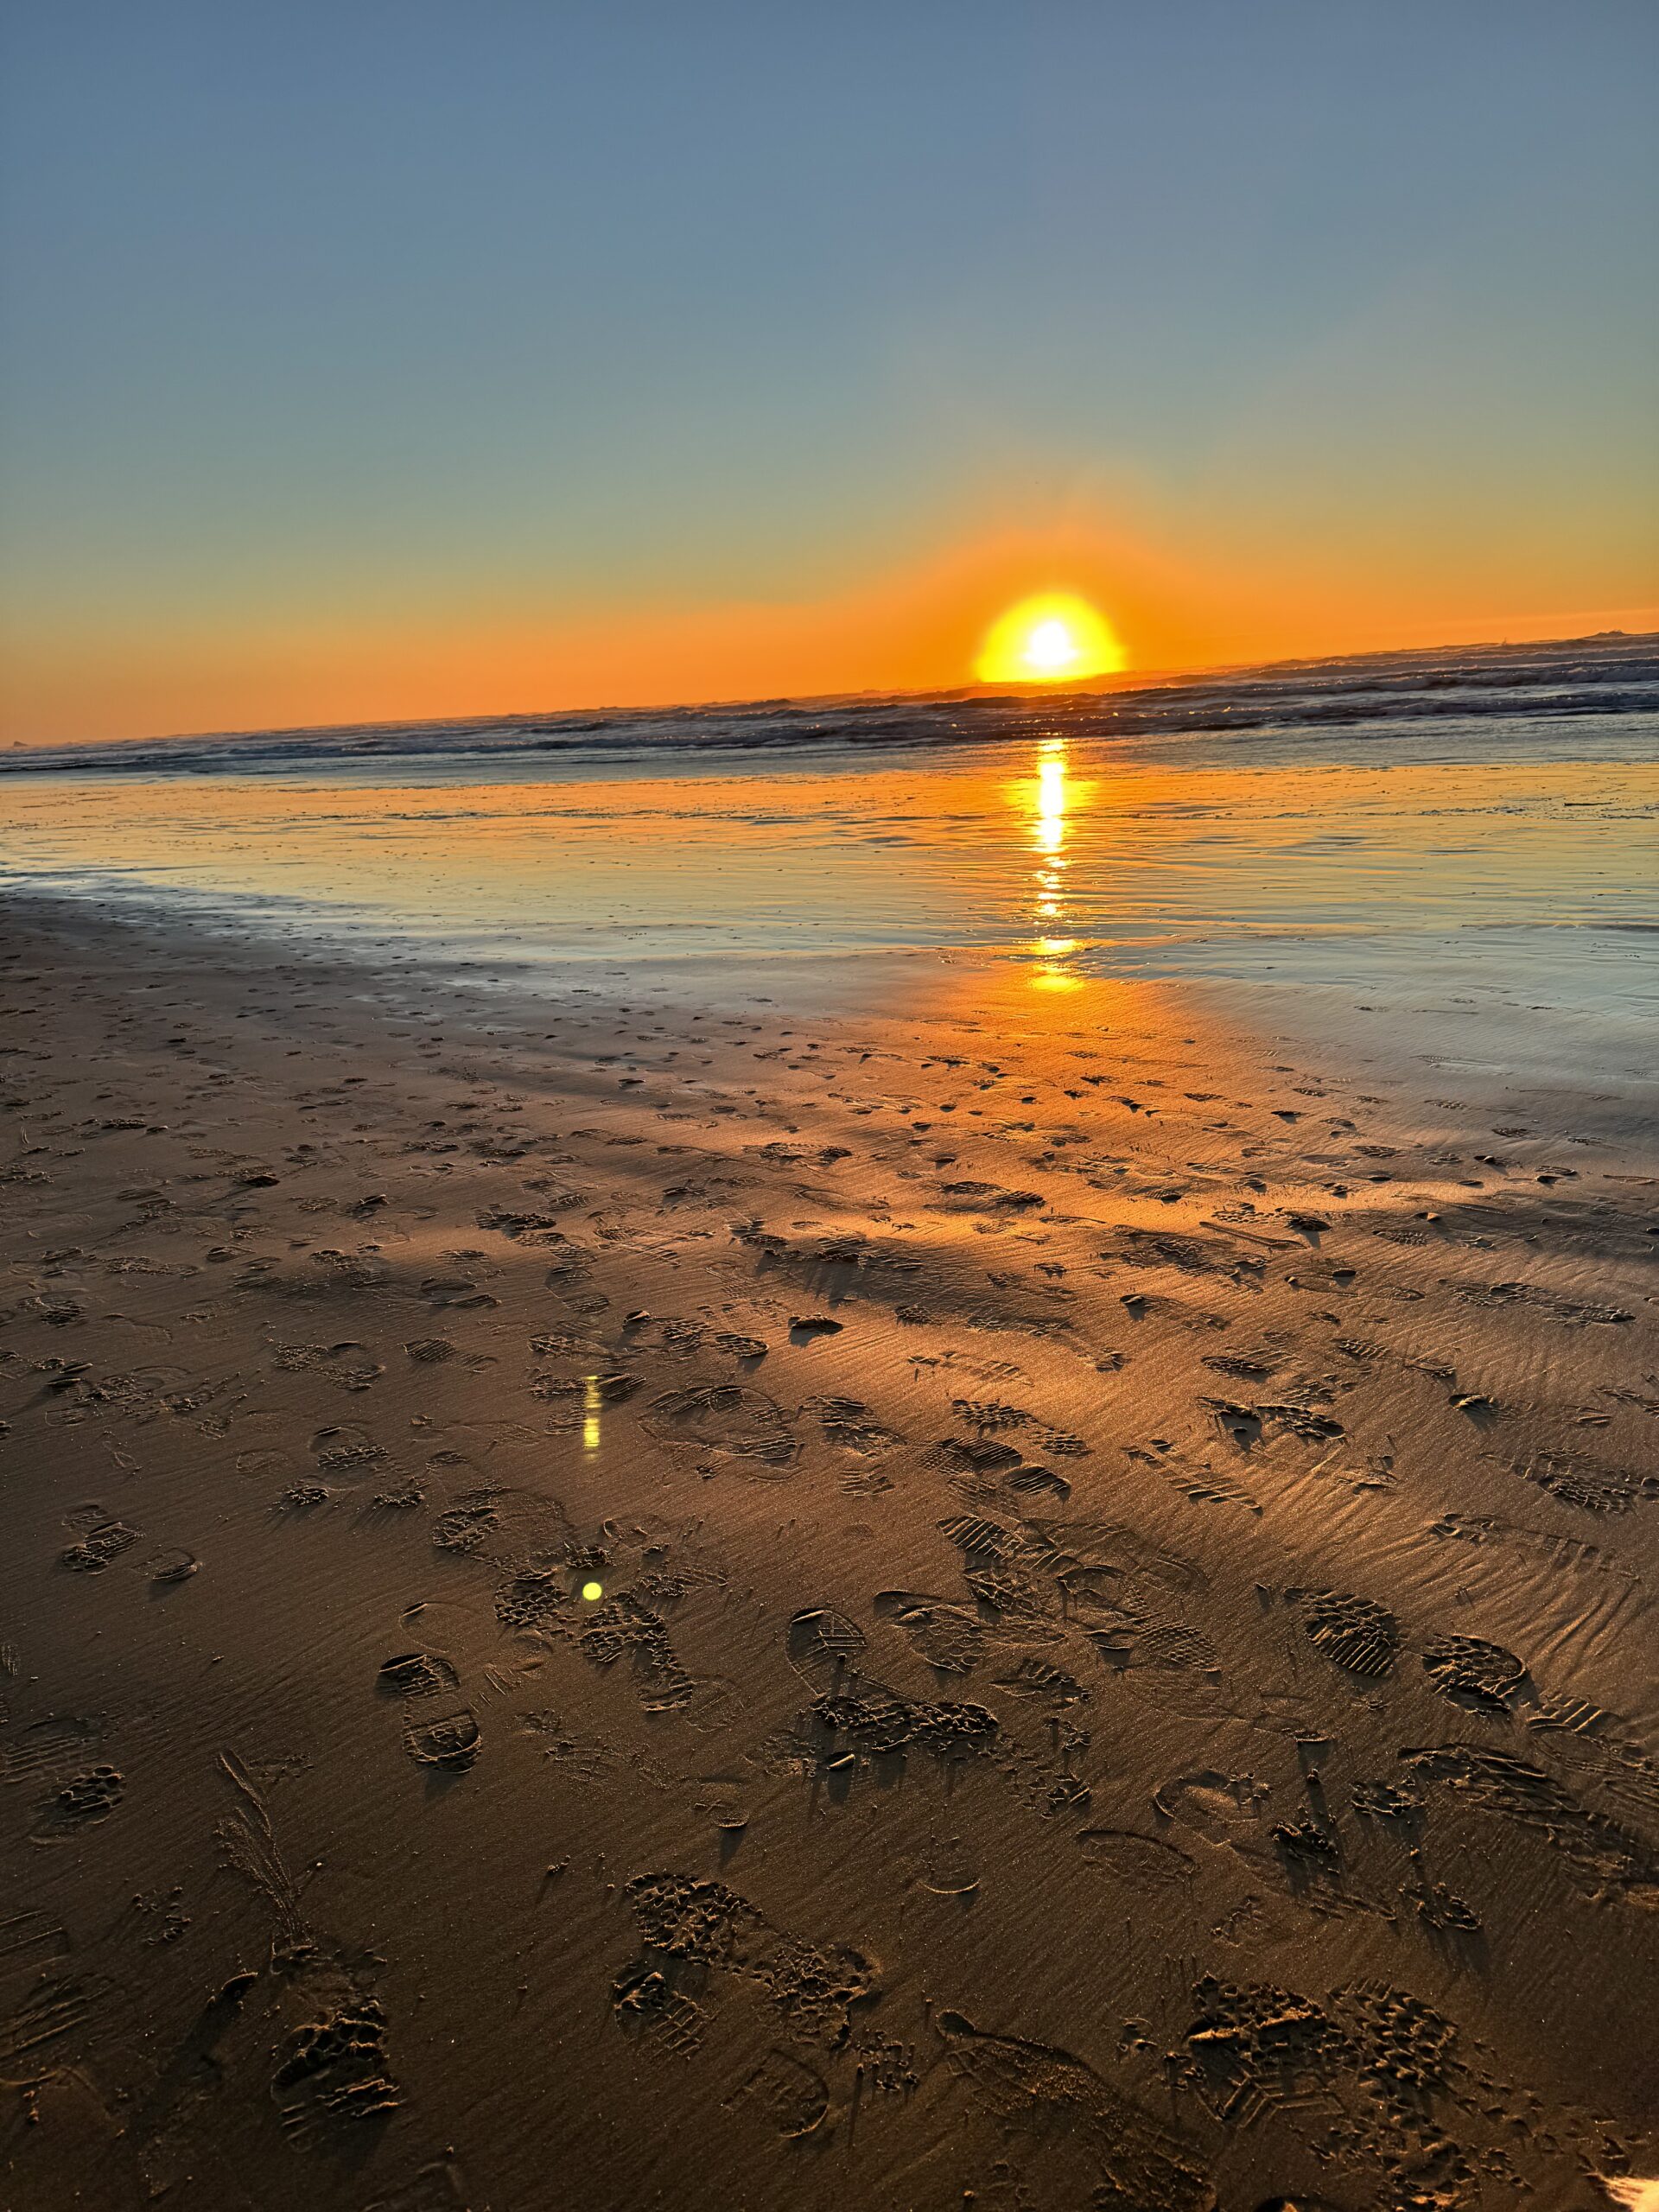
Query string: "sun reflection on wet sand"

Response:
xmin=0 ymin=732 xmax=1649 ymax=1036
xmin=1034 ymin=740 xmax=1068 ymax=855
xmin=1026 ymin=737 xmax=1085 ymax=988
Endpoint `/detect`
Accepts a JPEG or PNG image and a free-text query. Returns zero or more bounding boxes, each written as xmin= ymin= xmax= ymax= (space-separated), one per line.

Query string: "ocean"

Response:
xmin=3 ymin=632 xmax=1655 ymax=1061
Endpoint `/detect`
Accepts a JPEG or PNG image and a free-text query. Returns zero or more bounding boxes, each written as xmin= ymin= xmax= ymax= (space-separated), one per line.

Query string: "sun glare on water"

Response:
xmin=976 ymin=593 xmax=1125 ymax=684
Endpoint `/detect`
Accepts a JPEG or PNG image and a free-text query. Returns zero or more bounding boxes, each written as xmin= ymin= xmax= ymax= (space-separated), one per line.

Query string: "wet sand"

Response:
xmin=2 ymin=895 xmax=1656 ymax=2212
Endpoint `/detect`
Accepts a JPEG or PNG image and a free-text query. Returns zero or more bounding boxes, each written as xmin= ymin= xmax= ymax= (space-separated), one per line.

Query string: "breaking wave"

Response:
xmin=3 ymin=632 xmax=1655 ymax=779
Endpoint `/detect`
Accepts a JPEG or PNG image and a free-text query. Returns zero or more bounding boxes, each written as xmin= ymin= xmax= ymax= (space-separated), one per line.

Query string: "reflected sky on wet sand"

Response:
xmin=3 ymin=724 xmax=1652 ymax=1025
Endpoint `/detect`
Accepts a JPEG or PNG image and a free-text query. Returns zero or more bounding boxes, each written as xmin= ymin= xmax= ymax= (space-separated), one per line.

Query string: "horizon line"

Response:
xmin=3 ymin=621 xmax=1653 ymax=760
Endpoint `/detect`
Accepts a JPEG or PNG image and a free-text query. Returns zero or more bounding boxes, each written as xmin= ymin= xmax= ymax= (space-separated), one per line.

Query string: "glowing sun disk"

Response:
xmin=976 ymin=593 xmax=1125 ymax=684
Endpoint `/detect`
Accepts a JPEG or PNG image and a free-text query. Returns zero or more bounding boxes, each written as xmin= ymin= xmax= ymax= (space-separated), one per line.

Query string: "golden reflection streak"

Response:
xmin=1034 ymin=740 xmax=1068 ymax=856
xmin=1027 ymin=739 xmax=1077 ymax=987
xmin=583 ymin=1373 xmax=602 ymax=1452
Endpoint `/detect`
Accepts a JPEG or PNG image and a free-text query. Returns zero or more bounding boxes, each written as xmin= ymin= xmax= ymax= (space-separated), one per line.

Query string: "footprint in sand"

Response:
xmin=377 ymin=1652 xmax=480 ymax=1769
xmin=309 ymin=1421 xmax=387 ymax=1480
xmin=726 ymin=2048 xmax=830 ymax=2137
xmin=30 ymin=1764 xmax=124 ymax=1844
xmin=1076 ymin=1827 xmax=1198 ymax=1896
xmin=58 ymin=1509 xmax=139 ymax=1572
xmin=579 ymin=1586 xmax=697 ymax=1714
xmin=1287 ymin=1587 xmax=1401 ymax=1678
xmin=1421 ymin=1633 xmax=1530 ymax=1715
xmin=785 ymin=1606 xmax=868 ymax=1696
xmin=645 ymin=1383 xmax=798 ymax=1468
xmin=874 ymin=1589 xmax=986 ymax=1675
xmin=804 ymin=1395 xmax=903 ymax=1453
xmin=915 ymin=1833 xmax=981 ymax=1897
xmin=937 ymin=2009 xmax=1213 ymax=2211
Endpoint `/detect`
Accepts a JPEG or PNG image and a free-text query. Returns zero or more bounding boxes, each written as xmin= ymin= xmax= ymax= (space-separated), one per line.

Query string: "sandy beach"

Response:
xmin=3 ymin=890 xmax=1655 ymax=2212
xmin=6 ymin=0 xmax=1657 ymax=2202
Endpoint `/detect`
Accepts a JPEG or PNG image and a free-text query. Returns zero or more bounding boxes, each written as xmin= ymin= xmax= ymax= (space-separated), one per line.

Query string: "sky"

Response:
xmin=2 ymin=0 xmax=1656 ymax=744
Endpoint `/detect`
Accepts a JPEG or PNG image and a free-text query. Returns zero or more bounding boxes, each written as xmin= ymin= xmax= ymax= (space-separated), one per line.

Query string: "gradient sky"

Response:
xmin=3 ymin=1 xmax=1656 ymax=743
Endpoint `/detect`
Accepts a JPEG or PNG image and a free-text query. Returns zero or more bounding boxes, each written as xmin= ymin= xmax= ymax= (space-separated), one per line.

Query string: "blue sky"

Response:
xmin=3 ymin=1 xmax=1655 ymax=736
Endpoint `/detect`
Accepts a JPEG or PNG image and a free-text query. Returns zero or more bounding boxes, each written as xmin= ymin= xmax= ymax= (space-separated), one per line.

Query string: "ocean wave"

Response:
xmin=3 ymin=631 xmax=1655 ymax=778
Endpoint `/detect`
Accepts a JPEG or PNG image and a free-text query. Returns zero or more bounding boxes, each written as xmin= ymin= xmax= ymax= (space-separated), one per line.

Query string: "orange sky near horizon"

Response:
xmin=6 ymin=521 xmax=1655 ymax=748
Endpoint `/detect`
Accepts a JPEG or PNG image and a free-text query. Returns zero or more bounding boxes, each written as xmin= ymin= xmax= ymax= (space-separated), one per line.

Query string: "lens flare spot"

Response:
xmin=976 ymin=594 xmax=1125 ymax=684
xmin=582 ymin=1580 xmax=604 ymax=1603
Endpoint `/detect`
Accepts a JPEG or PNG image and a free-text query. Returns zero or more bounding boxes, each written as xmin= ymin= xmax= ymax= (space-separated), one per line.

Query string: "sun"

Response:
xmin=975 ymin=593 xmax=1125 ymax=684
